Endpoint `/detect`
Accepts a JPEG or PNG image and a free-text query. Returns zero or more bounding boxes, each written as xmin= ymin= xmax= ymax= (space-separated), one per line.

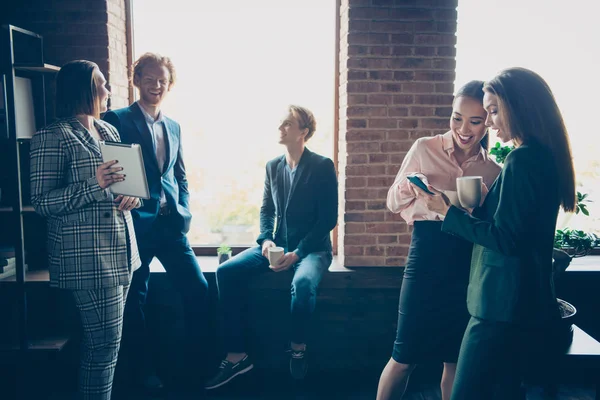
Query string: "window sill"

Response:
xmin=150 ymin=255 xmax=349 ymax=274
xmin=565 ymin=255 xmax=600 ymax=272
xmin=148 ymin=256 xmax=404 ymax=289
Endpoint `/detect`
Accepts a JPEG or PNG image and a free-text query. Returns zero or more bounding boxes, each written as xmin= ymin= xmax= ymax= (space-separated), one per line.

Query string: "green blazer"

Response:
xmin=442 ymin=144 xmax=561 ymax=323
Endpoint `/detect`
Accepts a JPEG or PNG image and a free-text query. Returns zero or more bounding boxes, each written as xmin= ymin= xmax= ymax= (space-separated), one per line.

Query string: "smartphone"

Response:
xmin=407 ymin=175 xmax=435 ymax=195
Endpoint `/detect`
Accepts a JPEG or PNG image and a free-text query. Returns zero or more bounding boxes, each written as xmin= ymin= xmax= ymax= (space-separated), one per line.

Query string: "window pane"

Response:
xmin=133 ymin=0 xmax=336 ymax=245
xmin=456 ymin=0 xmax=600 ymax=235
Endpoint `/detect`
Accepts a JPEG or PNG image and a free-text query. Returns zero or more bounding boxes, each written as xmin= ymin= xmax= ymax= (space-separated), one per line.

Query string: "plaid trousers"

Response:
xmin=72 ymin=285 xmax=129 ymax=400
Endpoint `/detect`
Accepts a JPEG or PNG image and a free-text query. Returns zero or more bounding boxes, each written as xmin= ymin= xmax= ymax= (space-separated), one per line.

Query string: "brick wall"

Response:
xmin=1 ymin=0 xmax=131 ymax=111
xmin=338 ymin=0 xmax=458 ymax=267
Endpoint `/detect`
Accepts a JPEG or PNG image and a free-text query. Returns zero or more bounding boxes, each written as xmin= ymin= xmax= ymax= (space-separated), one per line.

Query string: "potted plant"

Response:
xmin=489 ymin=142 xmax=515 ymax=164
xmin=217 ymin=244 xmax=232 ymax=264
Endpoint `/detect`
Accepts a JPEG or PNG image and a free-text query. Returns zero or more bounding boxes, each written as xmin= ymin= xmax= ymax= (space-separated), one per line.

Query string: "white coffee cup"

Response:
xmin=442 ymin=190 xmax=461 ymax=208
xmin=456 ymin=176 xmax=482 ymax=209
xmin=268 ymin=246 xmax=284 ymax=266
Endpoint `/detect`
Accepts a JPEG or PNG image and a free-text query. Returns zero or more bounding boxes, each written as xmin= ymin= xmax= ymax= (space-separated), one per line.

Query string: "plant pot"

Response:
xmin=218 ymin=252 xmax=232 ymax=264
xmin=557 ymin=298 xmax=576 ymax=329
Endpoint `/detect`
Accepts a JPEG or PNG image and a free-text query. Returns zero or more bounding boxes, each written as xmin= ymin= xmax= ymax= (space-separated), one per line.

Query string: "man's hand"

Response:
xmin=114 ymin=195 xmax=140 ymax=211
xmin=261 ymin=240 xmax=276 ymax=258
xmin=270 ymin=252 xmax=299 ymax=273
xmin=410 ymin=183 xmax=451 ymax=216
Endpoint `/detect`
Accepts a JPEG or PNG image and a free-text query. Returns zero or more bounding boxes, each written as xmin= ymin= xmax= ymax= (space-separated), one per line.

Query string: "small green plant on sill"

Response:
xmin=217 ymin=244 xmax=232 ymax=256
xmin=489 ymin=142 xmax=515 ymax=164
xmin=575 ymin=191 xmax=591 ymax=216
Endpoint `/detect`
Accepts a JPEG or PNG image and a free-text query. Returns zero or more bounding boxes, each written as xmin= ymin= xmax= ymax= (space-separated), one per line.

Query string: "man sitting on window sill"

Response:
xmin=204 ymin=105 xmax=338 ymax=389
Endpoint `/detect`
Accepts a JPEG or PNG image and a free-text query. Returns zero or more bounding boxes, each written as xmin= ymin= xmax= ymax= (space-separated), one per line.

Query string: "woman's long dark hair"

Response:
xmin=55 ymin=60 xmax=100 ymax=118
xmin=484 ymin=67 xmax=576 ymax=212
xmin=454 ymin=80 xmax=489 ymax=150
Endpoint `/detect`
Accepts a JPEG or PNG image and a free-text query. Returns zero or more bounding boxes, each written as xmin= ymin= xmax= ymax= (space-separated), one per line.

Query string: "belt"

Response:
xmin=158 ymin=205 xmax=171 ymax=216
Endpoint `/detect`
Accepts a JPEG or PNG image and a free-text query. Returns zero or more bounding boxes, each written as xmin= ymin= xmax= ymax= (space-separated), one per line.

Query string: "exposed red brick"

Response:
xmin=369 ymin=71 xmax=395 ymax=81
xmin=393 ymin=94 xmax=415 ymax=104
xmin=369 ymin=153 xmax=389 ymax=164
xmin=381 ymin=141 xmax=414 ymax=153
xmin=346 ymin=201 xmax=367 ymax=211
xmin=347 ymin=142 xmax=381 ymax=153
xmin=345 ymin=212 xmax=386 ymax=223
xmin=365 ymin=223 xmax=408 ymax=234
xmin=371 ymin=21 xmax=415 ymax=33
xmin=437 ymin=46 xmax=456 ymax=57
xmin=339 ymin=0 xmax=456 ymax=267
xmin=378 ymin=235 xmax=398 ymax=244
xmin=387 ymin=131 xmax=411 ymax=141
xmin=347 ymin=106 xmax=389 ymax=117
xmin=409 ymin=106 xmax=435 ymax=116
xmin=346 ymin=177 xmax=367 ymax=188
xmin=388 ymin=107 xmax=409 ymax=117
xmin=368 ymin=119 xmax=398 ymax=129
xmin=345 ymin=235 xmax=376 ymax=245
xmin=393 ymin=71 xmax=415 ymax=81
xmin=346 ymin=130 xmax=387 ymax=141
xmin=346 ymin=165 xmax=388 ymax=177
xmin=415 ymin=34 xmax=456 ymax=46
xmin=401 ymin=82 xmax=435 ymax=93
xmin=348 ymin=154 xmax=369 ymax=164
xmin=369 ymin=46 xmax=391 ymax=56
xmin=369 ymin=94 xmax=394 ymax=105
xmin=348 ymin=94 xmax=369 ymax=105
xmin=367 ymin=177 xmax=393 ymax=187
xmin=365 ymin=246 xmax=386 ymax=257
xmin=367 ymin=201 xmax=387 ymax=210
xmin=391 ymin=46 xmax=414 ymax=56
xmin=435 ymin=106 xmax=453 ymax=117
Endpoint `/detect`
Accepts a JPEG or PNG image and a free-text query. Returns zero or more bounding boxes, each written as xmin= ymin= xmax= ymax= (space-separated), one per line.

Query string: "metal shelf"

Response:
xmin=13 ymin=63 xmax=60 ymax=73
xmin=0 ymin=206 xmax=36 ymax=213
xmin=0 ymin=269 xmax=49 ymax=284
xmin=0 ymin=335 xmax=70 ymax=352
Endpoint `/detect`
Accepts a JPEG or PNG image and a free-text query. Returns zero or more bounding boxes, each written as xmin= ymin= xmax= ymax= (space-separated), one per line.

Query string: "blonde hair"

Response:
xmin=289 ymin=105 xmax=316 ymax=141
xmin=132 ymin=52 xmax=176 ymax=88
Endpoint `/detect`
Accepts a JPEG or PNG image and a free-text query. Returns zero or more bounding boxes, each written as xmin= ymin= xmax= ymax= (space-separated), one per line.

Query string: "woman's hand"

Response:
xmin=96 ymin=160 xmax=124 ymax=189
xmin=113 ymin=195 xmax=140 ymax=211
xmin=410 ymin=183 xmax=451 ymax=216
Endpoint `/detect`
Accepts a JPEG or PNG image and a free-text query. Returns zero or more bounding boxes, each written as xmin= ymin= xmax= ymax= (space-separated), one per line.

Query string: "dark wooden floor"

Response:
xmin=111 ymin=370 xmax=595 ymax=400
xmin=30 ymin=372 xmax=597 ymax=400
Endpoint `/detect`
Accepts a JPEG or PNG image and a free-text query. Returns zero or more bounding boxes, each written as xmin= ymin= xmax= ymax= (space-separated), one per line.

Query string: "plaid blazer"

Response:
xmin=30 ymin=117 xmax=141 ymax=290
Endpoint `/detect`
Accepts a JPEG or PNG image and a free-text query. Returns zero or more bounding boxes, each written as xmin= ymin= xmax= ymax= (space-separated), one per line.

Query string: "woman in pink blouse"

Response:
xmin=376 ymin=81 xmax=501 ymax=400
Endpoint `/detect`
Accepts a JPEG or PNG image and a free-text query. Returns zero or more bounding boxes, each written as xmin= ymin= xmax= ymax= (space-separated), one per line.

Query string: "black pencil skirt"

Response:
xmin=392 ymin=221 xmax=473 ymax=364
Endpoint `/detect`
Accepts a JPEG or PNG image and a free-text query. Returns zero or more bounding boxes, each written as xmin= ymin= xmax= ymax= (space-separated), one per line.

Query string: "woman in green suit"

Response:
xmin=416 ymin=67 xmax=576 ymax=399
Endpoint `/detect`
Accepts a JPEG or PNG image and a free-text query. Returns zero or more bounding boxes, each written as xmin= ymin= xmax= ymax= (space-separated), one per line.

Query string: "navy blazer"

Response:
xmin=103 ymin=103 xmax=191 ymax=235
xmin=442 ymin=144 xmax=562 ymax=324
xmin=256 ymin=148 xmax=338 ymax=259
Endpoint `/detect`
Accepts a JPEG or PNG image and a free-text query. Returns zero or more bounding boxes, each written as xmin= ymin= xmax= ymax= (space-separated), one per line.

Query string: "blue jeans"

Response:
xmin=123 ymin=214 xmax=209 ymax=374
xmin=216 ymin=246 xmax=332 ymax=353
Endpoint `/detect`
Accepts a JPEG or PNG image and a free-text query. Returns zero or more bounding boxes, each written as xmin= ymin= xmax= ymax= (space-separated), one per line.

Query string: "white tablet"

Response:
xmin=99 ymin=141 xmax=150 ymax=199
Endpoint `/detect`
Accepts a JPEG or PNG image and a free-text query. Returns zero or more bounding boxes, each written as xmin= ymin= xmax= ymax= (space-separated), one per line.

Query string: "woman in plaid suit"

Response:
xmin=30 ymin=60 xmax=142 ymax=400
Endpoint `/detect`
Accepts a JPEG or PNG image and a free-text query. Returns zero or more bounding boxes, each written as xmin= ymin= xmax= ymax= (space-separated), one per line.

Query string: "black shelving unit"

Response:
xmin=0 ymin=25 xmax=68 ymax=354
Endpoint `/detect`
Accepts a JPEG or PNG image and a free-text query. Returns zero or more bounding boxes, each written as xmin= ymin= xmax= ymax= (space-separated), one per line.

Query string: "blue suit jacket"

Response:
xmin=103 ymin=102 xmax=191 ymax=235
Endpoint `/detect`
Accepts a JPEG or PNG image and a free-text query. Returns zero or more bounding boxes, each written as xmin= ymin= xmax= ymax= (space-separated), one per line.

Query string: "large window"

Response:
xmin=456 ymin=0 xmax=600 ymax=235
xmin=133 ymin=0 xmax=336 ymax=246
